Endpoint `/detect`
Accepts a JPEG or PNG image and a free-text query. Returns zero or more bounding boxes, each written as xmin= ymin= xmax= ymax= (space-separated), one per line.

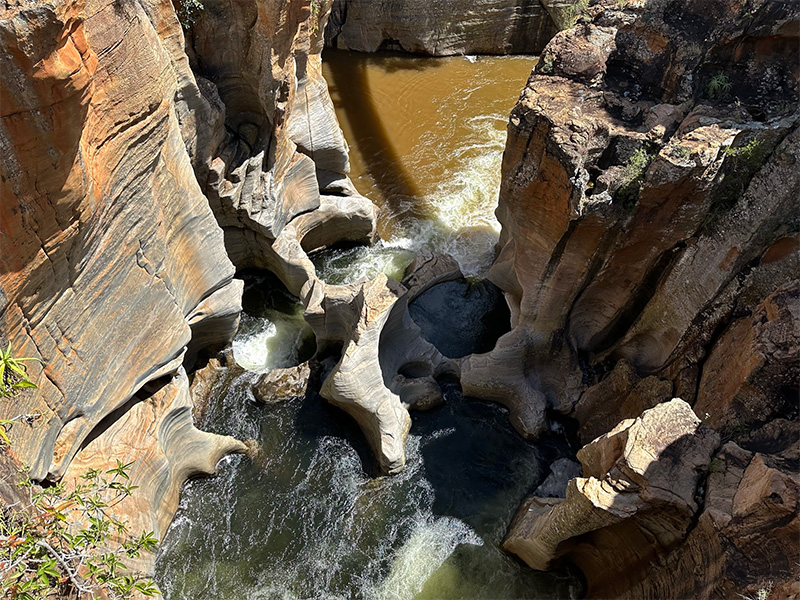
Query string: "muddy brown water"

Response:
xmin=317 ymin=49 xmax=537 ymax=278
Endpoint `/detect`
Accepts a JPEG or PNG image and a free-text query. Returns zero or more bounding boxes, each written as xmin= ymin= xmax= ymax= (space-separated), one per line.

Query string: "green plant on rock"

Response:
xmin=175 ymin=0 xmax=203 ymax=30
xmin=539 ymin=53 xmax=555 ymax=75
xmin=700 ymin=135 xmax=769 ymax=233
xmin=614 ymin=147 xmax=654 ymax=212
xmin=309 ymin=0 xmax=322 ymax=34
xmin=623 ymin=148 xmax=652 ymax=183
xmin=0 ymin=344 xmax=40 ymax=399
xmin=562 ymin=0 xmax=590 ymax=29
xmin=1 ymin=345 xmax=42 ymax=448
xmin=1 ymin=461 xmax=159 ymax=600
xmin=706 ymin=73 xmax=732 ymax=100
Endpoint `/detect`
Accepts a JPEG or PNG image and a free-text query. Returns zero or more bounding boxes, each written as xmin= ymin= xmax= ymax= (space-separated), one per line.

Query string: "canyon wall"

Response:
xmin=325 ymin=0 xmax=560 ymax=55
xmin=0 ymin=0 xmax=378 ymax=573
xmin=485 ymin=0 xmax=799 ymax=596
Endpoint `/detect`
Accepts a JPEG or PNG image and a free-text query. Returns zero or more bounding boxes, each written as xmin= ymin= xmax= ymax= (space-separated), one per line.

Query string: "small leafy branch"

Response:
xmin=1 ymin=461 xmax=159 ymax=599
xmin=0 ymin=344 xmax=40 ymax=399
xmin=175 ymin=0 xmax=203 ymax=30
xmin=614 ymin=147 xmax=654 ymax=211
xmin=309 ymin=0 xmax=322 ymax=34
xmin=706 ymin=73 xmax=732 ymax=101
xmin=1 ymin=344 xmax=42 ymax=447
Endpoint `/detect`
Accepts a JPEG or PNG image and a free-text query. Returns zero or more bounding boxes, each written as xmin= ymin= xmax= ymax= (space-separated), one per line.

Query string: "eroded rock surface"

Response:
xmin=504 ymin=399 xmax=721 ymax=597
xmin=0 ymin=0 xmax=241 ymax=485
xmin=0 ymin=0 xmax=386 ymax=576
xmin=320 ymin=273 xmax=457 ymax=473
xmin=491 ymin=1 xmax=799 ymax=596
xmin=477 ymin=0 xmax=799 ymax=444
xmin=325 ymin=0 xmax=559 ymax=55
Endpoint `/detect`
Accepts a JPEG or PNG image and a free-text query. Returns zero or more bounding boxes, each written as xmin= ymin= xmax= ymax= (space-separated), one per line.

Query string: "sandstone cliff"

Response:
xmin=483 ymin=0 xmax=799 ymax=596
xmin=0 ymin=0 xmax=380 ymax=575
xmin=325 ymin=0 xmax=560 ymax=55
xmin=0 ymin=0 xmax=246 ymax=491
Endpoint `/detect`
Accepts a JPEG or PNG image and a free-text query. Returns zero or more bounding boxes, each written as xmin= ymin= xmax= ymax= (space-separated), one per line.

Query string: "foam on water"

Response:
xmin=155 ymin=372 xmax=580 ymax=600
xmin=232 ymin=316 xmax=279 ymax=373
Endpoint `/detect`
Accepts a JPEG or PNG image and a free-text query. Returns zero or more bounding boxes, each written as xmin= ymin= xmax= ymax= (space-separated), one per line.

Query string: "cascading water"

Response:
xmin=154 ymin=52 xmax=583 ymax=599
xmin=155 ymin=362 xmax=580 ymax=599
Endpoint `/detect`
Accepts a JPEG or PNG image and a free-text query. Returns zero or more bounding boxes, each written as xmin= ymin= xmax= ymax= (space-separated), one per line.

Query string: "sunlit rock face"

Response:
xmin=479 ymin=0 xmax=799 ymax=442
xmin=0 ymin=0 xmax=371 ymax=574
xmin=325 ymin=0 xmax=559 ymax=55
xmin=487 ymin=0 xmax=799 ymax=596
xmin=0 ymin=0 xmax=241 ymax=483
xmin=504 ymin=400 xmax=800 ymax=600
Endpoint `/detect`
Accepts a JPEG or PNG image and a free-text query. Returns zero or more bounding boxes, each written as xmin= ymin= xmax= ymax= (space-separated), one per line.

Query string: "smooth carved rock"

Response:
xmin=401 ymin=250 xmax=463 ymax=301
xmin=459 ymin=329 xmax=549 ymax=440
xmin=320 ymin=274 xmax=457 ymax=474
xmin=320 ymin=276 xmax=411 ymax=475
xmin=0 ymin=0 xmax=240 ymax=484
xmin=504 ymin=399 xmax=720 ymax=598
xmin=325 ymin=0 xmax=558 ymax=56
xmin=63 ymin=369 xmax=245 ymax=576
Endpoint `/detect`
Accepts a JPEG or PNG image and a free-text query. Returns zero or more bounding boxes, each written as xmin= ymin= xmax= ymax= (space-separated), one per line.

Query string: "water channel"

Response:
xmin=154 ymin=50 xmax=582 ymax=599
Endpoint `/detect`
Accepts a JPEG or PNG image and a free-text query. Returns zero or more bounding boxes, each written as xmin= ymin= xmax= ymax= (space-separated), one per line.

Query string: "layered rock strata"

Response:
xmin=0 ymin=0 xmax=243 ymax=487
xmin=325 ymin=0 xmax=560 ymax=55
xmin=478 ymin=0 xmax=799 ymax=447
xmin=488 ymin=0 xmax=799 ymax=596
xmin=0 ymin=0 xmax=398 ymax=576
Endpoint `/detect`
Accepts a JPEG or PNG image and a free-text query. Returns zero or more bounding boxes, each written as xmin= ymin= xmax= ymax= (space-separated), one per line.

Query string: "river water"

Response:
xmin=154 ymin=52 xmax=582 ymax=599
xmin=315 ymin=50 xmax=536 ymax=279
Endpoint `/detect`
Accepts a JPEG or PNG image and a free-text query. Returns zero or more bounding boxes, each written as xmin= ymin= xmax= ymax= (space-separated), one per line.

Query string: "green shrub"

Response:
xmin=623 ymin=148 xmax=652 ymax=183
xmin=563 ymin=0 xmax=591 ymax=29
xmin=706 ymin=73 xmax=732 ymax=101
xmin=0 ymin=344 xmax=39 ymax=399
xmin=1 ymin=462 xmax=159 ymax=599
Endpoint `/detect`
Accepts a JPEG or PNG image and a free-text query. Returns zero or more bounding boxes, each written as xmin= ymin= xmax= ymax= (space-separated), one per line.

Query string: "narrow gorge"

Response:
xmin=1 ymin=1 xmax=797 ymax=599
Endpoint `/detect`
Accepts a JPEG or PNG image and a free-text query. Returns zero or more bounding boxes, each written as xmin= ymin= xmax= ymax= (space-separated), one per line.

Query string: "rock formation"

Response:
xmin=0 ymin=0 xmax=243 ymax=487
xmin=325 ymin=0 xmax=560 ymax=55
xmin=504 ymin=399 xmax=800 ymax=599
xmin=0 ymin=0 xmax=398 ymax=577
xmin=471 ymin=0 xmax=799 ymax=445
xmin=487 ymin=0 xmax=799 ymax=596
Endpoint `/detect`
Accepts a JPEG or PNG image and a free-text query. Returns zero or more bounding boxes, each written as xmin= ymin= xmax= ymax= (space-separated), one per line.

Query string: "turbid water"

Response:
xmin=316 ymin=50 xmax=537 ymax=278
xmin=155 ymin=278 xmax=580 ymax=599
xmin=154 ymin=52 xmax=582 ymax=599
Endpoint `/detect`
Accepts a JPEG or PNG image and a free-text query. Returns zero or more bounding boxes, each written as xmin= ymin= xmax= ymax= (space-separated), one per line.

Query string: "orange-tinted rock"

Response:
xmin=0 ymin=0 xmax=240 ymax=483
xmin=695 ymin=281 xmax=799 ymax=432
